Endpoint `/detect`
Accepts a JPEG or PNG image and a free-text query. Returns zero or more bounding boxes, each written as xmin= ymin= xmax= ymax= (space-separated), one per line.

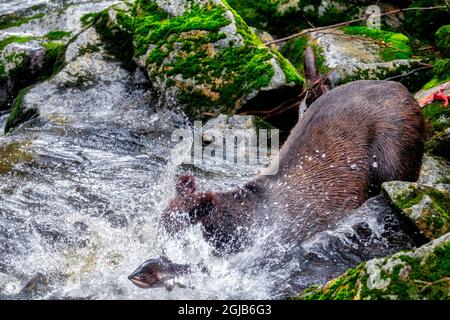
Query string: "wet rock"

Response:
xmin=4 ymin=22 xmax=154 ymax=133
xmin=297 ymin=232 xmax=450 ymax=300
xmin=0 ymin=39 xmax=65 ymax=111
xmin=227 ymin=0 xmax=364 ymax=37
xmin=0 ymin=1 xmax=117 ymax=111
xmin=416 ymin=82 xmax=450 ymax=161
xmin=93 ymin=0 xmax=303 ymax=119
xmin=382 ymin=181 xmax=450 ymax=240
xmin=276 ymin=195 xmax=423 ymax=297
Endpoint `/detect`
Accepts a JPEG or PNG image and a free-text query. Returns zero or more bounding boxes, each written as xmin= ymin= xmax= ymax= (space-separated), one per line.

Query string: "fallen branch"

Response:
xmin=383 ymin=66 xmax=433 ymax=81
xmin=413 ymin=277 xmax=450 ymax=293
xmin=264 ymin=6 xmax=448 ymax=46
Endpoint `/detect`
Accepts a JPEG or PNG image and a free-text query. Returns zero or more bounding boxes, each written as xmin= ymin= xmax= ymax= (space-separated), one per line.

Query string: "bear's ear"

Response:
xmin=176 ymin=174 xmax=196 ymax=196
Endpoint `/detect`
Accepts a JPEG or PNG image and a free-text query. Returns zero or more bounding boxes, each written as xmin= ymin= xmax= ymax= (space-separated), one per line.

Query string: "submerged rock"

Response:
xmin=92 ymin=0 xmax=303 ymax=119
xmin=297 ymin=232 xmax=450 ymax=300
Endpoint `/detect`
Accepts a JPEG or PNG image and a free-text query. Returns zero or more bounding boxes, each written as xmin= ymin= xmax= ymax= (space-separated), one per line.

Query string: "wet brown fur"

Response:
xmin=162 ymin=80 xmax=425 ymax=252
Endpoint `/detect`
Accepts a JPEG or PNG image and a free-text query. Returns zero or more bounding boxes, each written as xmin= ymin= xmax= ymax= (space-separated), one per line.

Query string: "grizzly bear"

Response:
xmin=162 ymin=80 xmax=425 ymax=253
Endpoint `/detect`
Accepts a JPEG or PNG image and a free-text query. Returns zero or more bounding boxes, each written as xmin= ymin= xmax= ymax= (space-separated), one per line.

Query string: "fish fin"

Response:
xmin=163 ymin=279 xmax=175 ymax=291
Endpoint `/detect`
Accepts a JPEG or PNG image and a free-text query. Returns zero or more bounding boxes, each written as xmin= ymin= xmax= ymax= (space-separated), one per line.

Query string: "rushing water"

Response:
xmin=0 ymin=85 xmax=422 ymax=299
xmin=0 ymin=0 xmax=423 ymax=300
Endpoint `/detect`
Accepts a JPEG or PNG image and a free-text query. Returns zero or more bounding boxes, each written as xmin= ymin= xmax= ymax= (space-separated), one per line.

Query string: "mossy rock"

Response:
xmin=304 ymin=27 xmax=427 ymax=90
xmin=91 ymin=0 xmax=303 ymax=119
xmin=382 ymin=181 xmax=450 ymax=241
xmin=436 ymin=25 xmax=450 ymax=58
xmin=422 ymin=60 xmax=450 ymax=91
xmin=296 ymin=233 xmax=450 ymax=300
xmin=4 ymin=86 xmax=39 ymax=134
xmin=0 ymin=37 xmax=66 ymax=111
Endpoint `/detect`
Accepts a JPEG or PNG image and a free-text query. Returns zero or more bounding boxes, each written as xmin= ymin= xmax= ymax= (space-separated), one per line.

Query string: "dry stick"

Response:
xmin=383 ymin=66 xmax=433 ymax=81
xmin=413 ymin=278 xmax=450 ymax=293
xmin=264 ymin=6 xmax=448 ymax=46
xmin=240 ymin=74 xmax=330 ymax=118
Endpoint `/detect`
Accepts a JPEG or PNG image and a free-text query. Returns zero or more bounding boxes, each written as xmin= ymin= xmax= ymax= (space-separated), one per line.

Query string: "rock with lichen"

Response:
xmin=279 ymin=24 xmax=428 ymax=91
xmin=382 ymin=181 xmax=450 ymax=241
xmin=4 ymin=22 xmax=152 ymax=134
xmin=90 ymin=0 xmax=303 ymax=119
xmin=0 ymin=39 xmax=66 ymax=111
xmin=296 ymin=232 xmax=450 ymax=300
xmin=419 ymin=155 xmax=450 ymax=186
xmin=308 ymin=26 xmax=425 ymax=89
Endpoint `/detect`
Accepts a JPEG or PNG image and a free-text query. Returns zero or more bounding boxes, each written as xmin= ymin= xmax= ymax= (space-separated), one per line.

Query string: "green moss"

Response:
xmin=80 ymin=12 xmax=98 ymax=26
xmin=297 ymin=238 xmax=450 ymax=300
xmin=123 ymin=0 xmax=301 ymax=117
xmin=226 ymin=0 xmax=360 ymax=37
xmin=91 ymin=7 xmax=135 ymax=71
xmin=0 ymin=63 xmax=5 ymax=80
xmin=272 ymin=50 xmax=303 ymax=85
xmin=4 ymin=87 xmax=34 ymax=134
xmin=436 ymin=25 xmax=450 ymax=58
xmin=226 ymin=0 xmax=280 ymax=31
xmin=0 ymin=38 xmax=66 ymax=124
xmin=41 ymin=41 xmax=66 ymax=77
xmin=343 ymin=26 xmax=413 ymax=61
xmin=298 ymin=263 xmax=366 ymax=300
xmin=45 ymin=31 xmax=72 ymax=40
xmin=0 ymin=13 xmax=44 ymax=30
xmin=422 ymin=99 xmax=450 ymax=133
xmin=279 ymin=36 xmax=330 ymax=77
xmin=384 ymin=182 xmax=450 ymax=240
xmin=422 ymin=59 xmax=450 ymax=90
xmin=0 ymin=36 xmax=36 ymax=51
xmin=404 ymin=0 xmax=450 ymax=43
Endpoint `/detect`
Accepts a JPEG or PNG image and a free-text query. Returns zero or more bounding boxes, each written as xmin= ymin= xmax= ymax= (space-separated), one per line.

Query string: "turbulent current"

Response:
xmin=0 ymin=82 xmax=422 ymax=299
xmin=0 ymin=0 xmax=423 ymax=300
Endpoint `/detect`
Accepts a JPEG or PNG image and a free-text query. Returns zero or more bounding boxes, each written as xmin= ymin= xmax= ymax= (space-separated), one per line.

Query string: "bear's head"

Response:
xmin=161 ymin=174 xmax=256 ymax=252
xmin=162 ymin=175 xmax=217 ymax=234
